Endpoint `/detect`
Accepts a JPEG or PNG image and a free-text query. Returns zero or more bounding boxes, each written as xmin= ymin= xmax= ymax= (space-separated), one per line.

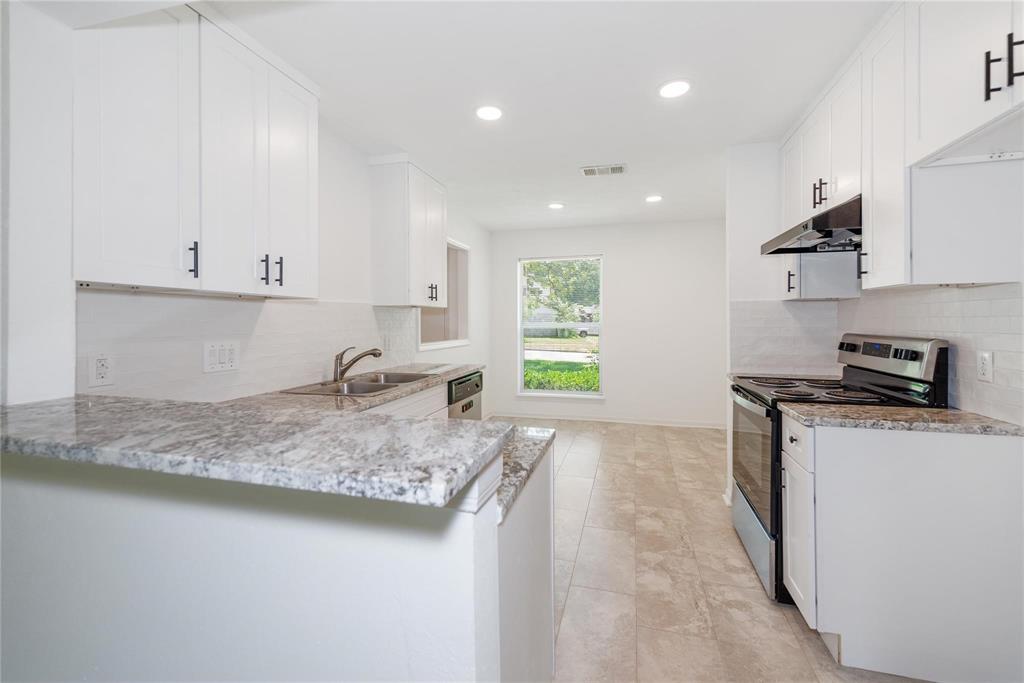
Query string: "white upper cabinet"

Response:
xmin=265 ymin=68 xmax=319 ymax=299
xmin=371 ymin=161 xmax=448 ymax=308
xmin=906 ymin=1 xmax=1018 ymax=164
xmin=779 ymin=134 xmax=805 ymax=229
xmin=801 ymin=107 xmax=831 ymax=215
xmin=861 ymin=6 xmax=911 ymax=290
xmin=73 ymin=6 xmax=201 ymax=290
xmin=74 ymin=8 xmax=319 ymax=298
xmin=826 ymin=60 xmax=863 ymax=209
xmin=199 ymin=18 xmax=268 ymax=296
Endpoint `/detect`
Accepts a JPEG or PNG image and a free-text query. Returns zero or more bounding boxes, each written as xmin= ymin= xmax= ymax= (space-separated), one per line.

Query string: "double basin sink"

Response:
xmin=282 ymin=372 xmax=431 ymax=397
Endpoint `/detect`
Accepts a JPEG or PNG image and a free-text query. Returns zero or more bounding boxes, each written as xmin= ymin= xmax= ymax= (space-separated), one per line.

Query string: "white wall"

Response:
xmin=838 ymin=283 xmax=1023 ymax=425
xmin=76 ymin=125 xmax=492 ymax=403
xmin=2 ymin=3 xmax=77 ymax=404
xmin=488 ymin=221 xmax=727 ymax=428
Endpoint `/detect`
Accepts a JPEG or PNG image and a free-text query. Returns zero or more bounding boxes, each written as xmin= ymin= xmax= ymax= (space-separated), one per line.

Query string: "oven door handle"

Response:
xmin=731 ymin=387 xmax=771 ymax=418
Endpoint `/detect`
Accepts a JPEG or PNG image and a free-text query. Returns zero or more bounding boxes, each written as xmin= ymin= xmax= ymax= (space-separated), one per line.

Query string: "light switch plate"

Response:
xmin=87 ymin=353 xmax=114 ymax=387
xmin=977 ymin=350 xmax=994 ymax=383
xmin=203 ymin=340 xmax=240 ymax=373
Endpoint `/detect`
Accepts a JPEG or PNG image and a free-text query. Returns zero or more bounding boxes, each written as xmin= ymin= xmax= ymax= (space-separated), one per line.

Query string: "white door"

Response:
xmin=780 ymin=134 xmax=804 ymax=230
xmin=73 ymin=6 xmax=201 ymax=289
xmin=827 ymin=59 xmax=862 ymax=209
xmin=266 ymin=68 xmax=319 ymax=298
xmin=862 ymin=6 xmax=910 ymax=289
xmin=782 ymin=451 xmax=816 ymax=628
xmin=199 ymin=19 xmax=269 ymax=296
xmin=906 ymin=1 xmax=1016 ymax=164
xmin=802 ymin=108 xmax=830 ymax=216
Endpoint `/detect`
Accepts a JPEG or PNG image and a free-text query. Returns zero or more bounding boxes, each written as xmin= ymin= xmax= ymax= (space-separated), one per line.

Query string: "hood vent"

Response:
xmin=761 ymin=195 xmax=863 ymax=255
xmin=580 ymin=163 xmax=627 ymax=177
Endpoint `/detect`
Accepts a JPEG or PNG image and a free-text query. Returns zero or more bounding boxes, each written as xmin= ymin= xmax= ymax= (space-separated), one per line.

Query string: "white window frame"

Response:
xmin=516 ymin=254 xmax=605 ymax=399
xmin=418 ymin=237 xmax=471 ymax=351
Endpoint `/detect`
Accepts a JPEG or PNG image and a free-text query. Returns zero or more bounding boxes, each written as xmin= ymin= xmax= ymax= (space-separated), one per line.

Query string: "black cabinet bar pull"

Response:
xmin=986 ymin=50 xmax=1004 ymax=101
xmin=811 ymin=181 xmax=819 ymax=209
xmin=275 ymin=256 xmax=284 ymax=286
xmin=786 ymin=270 xmax=795 ymax=293
xmin=187 ymin=241 xmax=199 ymax=278
xmin=260 ymin=254 xmax=270 ymax=285
xmin=857 ymin=251 xmax=868 ymax=280
xmin=818 ymin=178 xmax=828 ymax=204
xmin=1009 ymin=33 xmax=1024 ymax=87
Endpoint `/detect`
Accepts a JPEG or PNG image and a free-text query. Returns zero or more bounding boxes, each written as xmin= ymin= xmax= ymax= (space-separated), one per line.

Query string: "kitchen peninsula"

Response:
xmin=1 ymin=365 xmax=555 ymax=682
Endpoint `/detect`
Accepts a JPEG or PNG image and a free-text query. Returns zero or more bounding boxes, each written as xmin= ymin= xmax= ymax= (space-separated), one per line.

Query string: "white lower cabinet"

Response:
xmin=781 ymin=450 xmax=816 ymax=629
xmin=74 ymin=8 xmax=319 ymax=298
xmin=365 ymin=385 xmax=448 ymax=418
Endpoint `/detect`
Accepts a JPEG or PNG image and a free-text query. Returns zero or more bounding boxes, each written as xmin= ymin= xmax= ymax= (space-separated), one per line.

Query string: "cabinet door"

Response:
xmin=199 ymin=19 xmax=269 ymax=296
xmin=408 ymin=165 xmax=446 ymax=308
xmin=906 ymin=1 xmax=1016 ymax=164
xmin=1015 ymin=0 xmax=1024 ymax=105
xmin=781 ymin=254 xmax=801 ymax=300
xmin=73 ymin=6 xmax=201 ymax=289
xmin=782 ymin=451 xmax=816 ymax=629
xmin=827 ymin=60 xmax=862 ymax=208
xmin=780 ymin=134 xmax=804 ymax=230
xmin=862 ymin=7 xmax=911 ymax=289
xmin=266 ymin=69 xmax=319 ymax=298
xmin=802 ymin=108 xmax=830 ymax=215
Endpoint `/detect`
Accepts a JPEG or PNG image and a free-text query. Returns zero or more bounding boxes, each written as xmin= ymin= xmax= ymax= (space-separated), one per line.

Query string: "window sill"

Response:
xmin=516 ymin=391 xmax=605 ymax=400
xmin=419 ymin=339 xmax=470 ymax=352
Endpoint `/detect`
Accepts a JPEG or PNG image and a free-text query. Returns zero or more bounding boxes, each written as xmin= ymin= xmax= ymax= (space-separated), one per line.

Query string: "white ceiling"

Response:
xmin=212 ymin=1 xmax=890 ymax=230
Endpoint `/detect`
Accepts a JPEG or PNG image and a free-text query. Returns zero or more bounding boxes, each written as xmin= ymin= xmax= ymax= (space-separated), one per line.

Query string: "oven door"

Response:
xmin=731 ymin=386 xmax=774 ymax=533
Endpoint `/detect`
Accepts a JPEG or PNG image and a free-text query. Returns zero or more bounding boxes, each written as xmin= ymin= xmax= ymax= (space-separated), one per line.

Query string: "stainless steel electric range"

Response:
xmin=729 ymin=333 xmax=949 ymax=601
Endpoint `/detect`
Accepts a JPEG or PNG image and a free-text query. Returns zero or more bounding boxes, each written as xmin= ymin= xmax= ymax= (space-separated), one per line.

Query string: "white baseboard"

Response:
xmin=488 ymin=411 xmax=725 ymax=431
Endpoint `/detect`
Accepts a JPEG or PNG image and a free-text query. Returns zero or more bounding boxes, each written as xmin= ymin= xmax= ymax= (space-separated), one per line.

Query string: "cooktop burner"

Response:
xmin=750 ymin=378 xmax=800 ymax=387
xmin=803 ymin=379 xmax=844 ymax=389
xmin=823 ymin=389 xmax=883 ymax=402
xmin=772 ymin=388 xmax=817 ymax=398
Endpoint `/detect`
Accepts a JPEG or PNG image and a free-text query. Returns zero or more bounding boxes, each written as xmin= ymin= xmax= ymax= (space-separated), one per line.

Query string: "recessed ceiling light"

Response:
xmin=476 ymin=105 xmax=503 ymax=121
xmin=658 ymin=80 xmax=690 ymax=99
xmin=645 ymin=195 xmax=663 ymax=203
xmin=548 ymin=202 xmax=565 ymax=210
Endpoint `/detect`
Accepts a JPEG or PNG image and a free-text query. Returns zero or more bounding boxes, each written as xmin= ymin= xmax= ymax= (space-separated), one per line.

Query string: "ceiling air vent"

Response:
xmin=580 ymin=163 xmax=627 ymax=177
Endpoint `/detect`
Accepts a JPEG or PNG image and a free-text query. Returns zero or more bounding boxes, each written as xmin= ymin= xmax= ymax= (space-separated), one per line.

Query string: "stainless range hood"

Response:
xmin=761 ymin=195 xmax=862 ymax=255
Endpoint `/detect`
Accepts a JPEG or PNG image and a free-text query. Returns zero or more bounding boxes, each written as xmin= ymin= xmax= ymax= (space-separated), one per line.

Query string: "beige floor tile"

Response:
xmin=555 ymin=475 xmax=595 ymax=512
xmin=637 ymin=627 xmax=726 ymax=683
xmin=636 ymin=505 xmax=692 ymax=554
xmin=600 ymin=442 xmax=637 ymax=465
xmin=572 ymin=526 xmax=637 ymax=595
xmin=717 ymin=635 xmax=819 ymax=682
xmin=635 ymin=470 xmax=685 ymax=509
xmin=586 ymin=487 xmax=636 ymax=531
xmin=635 ymin=449 xmax=674 ymax=471
xmin=637 ymin=553 xmax=713 ymax=637
xmin=555 ymin=559 xmax=574 ymax=637
xmin=555 ymin=506 xmax=587 ymax=561
xmin=555 ymin=586 xmax=637 ymax=682
xmin=594 ymin=462 xmax=638 ymax=493
xmin=704 ymin=582 xmax=800 ymax=647
xmin=693 ymin=537 xmax=764 ymax=590
xmin=673 ymin=458 xmax=724 ymax=492
xmin=560 ymin=447 xmax=601 ymax=478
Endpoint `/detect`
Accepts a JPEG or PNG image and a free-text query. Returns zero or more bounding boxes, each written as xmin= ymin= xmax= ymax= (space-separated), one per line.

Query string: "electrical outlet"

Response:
xmin=88 ymin=353 xmax=114 ymax=387
xmin=203 ymin=340 xmax=240 ymax=373
xmin=978 ymin=350 xmax=994 ymax=383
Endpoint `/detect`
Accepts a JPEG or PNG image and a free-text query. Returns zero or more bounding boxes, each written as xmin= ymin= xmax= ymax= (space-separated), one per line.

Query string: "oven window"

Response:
xmin=732 ymin=395 xmax=773 ymax=531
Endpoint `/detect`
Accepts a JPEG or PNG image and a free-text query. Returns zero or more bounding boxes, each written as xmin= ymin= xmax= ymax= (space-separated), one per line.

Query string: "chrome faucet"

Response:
xmin=333 ymin=347 xmax=383 ymax=382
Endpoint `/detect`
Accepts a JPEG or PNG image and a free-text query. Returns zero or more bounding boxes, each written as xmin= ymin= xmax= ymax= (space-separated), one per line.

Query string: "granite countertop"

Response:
xmin=495 ymin=425 xmax=556 ymax=523
xmin=779 ymin=403 xmax=1024 ymax=437
xmin=0 ymin=364 xmax=519 ymax=507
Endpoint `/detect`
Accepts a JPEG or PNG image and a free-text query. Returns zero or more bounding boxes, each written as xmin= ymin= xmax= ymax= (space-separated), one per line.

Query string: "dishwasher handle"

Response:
xmin=731 ymin=386 xmax=771 ymax=418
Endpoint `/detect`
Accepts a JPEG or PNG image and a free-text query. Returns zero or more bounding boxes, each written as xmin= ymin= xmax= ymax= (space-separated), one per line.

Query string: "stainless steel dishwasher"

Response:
xmin=448 ymin=372 xmax=483 ymax=419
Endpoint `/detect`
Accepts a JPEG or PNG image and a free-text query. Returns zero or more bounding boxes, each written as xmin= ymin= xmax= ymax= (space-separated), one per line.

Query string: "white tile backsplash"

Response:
xmin=76 ymin=291 xmax=420 ymax=402
xmin=730 ymin=300 xmax=841 ymax=376
xmin=838 ymin=283 xmax=1023 ymax=424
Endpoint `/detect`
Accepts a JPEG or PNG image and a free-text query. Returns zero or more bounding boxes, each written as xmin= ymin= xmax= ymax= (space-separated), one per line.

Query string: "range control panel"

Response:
xmin=837 ymin=333 xmax=948 ymax=382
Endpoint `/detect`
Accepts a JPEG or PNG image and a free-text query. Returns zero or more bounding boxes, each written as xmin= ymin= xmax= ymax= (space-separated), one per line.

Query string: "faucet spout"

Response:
xmin=334 ymin=347 xmax=383 ymax=382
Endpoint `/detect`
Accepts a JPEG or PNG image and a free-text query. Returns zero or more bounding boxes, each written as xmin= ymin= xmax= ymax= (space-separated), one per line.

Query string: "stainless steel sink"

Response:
xmin=282 ymin=381 xmax=399 ymax=396
xmin=363 ymin=372 xmax=431 ymax=384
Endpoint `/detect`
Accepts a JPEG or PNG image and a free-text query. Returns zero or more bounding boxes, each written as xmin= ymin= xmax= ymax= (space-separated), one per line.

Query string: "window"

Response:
xmin=519 ymin=256 xmax=602 ymax=395
xmin=420 ymin=240 xmax=469 ymax=348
